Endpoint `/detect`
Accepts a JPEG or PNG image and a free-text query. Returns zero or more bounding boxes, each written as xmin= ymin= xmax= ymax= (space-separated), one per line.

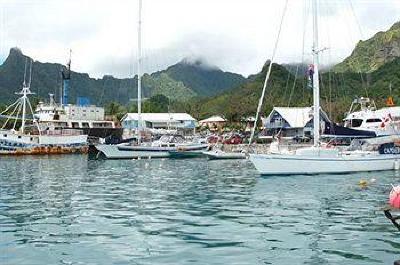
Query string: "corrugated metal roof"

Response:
xmin=199 ymin=115 xmax=226 ymax=123
xmin=122 ymin=113 xmax=196 ymax=122
xmin=267 ymin=107 xmax=313 ymax=128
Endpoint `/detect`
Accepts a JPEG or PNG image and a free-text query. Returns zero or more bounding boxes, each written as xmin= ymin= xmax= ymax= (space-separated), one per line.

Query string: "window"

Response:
xmin=351 ymin=119 xmax=363 ymax=127
xmin=366 ymin=118 xmax=382 ymax=123
xmin=3 ymin=134 xmax=7 ymax=137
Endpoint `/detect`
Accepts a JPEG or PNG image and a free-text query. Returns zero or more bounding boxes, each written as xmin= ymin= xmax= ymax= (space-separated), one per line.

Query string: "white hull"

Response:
xmin=95 ymin=144 xmax=170 ymax=159
xmin=119 ymin=143 xmax=208 ymax=152
xmin=0 ymin=129 xmax=87 ymax=147
xmin=250 ymin=152 xmax=400 ymax=175
xmin=203 ymin=151 xmax=247 ymax=160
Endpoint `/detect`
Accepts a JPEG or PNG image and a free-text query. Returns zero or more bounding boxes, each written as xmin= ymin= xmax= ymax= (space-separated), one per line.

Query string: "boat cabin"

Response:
xmin=343 ymin=97 xmax=400 ymax=135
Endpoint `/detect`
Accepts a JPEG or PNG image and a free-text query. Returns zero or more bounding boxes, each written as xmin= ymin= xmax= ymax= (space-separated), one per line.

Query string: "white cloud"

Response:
xmin=0 ymin=0 xmax=399 ymax=78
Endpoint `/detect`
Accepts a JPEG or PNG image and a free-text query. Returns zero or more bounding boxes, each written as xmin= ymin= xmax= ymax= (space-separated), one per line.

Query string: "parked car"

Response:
xmin=207 ymin=135 xmax=222 ymax=144
xmin=223 ymin=133 xmax=243 ymax=144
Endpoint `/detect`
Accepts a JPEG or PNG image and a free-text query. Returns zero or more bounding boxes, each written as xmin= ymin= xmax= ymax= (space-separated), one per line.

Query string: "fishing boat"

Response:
xmin=249 ymin=0 xmax=400 ymax=175
xmin=34 ymin=52 xmax=122 ymax=141
xmin=0 ymin=60 xmax=88 ymax=155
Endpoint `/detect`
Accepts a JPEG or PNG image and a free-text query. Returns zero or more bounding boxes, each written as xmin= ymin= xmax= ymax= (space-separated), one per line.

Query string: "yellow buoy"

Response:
xmin=359 ymin=179 xmax=369 ymax=188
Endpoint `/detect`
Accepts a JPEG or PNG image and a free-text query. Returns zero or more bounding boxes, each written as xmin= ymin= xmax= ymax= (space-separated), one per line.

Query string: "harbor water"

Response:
xmin=0 ymin=155 xmax=399 ymax=264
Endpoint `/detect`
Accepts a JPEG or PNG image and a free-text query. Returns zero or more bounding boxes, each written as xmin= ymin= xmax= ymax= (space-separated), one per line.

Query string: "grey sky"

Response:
xmin=0 ymin=0 xmax=399 ymax=78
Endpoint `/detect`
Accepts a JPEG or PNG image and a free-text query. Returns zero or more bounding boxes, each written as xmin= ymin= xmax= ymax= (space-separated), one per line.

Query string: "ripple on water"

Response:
xmin=0 ymin=156 xmax=399 ymax=265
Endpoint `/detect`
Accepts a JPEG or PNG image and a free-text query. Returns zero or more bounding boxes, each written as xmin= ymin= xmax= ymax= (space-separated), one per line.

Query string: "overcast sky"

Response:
xmin=0 ymin=0 xmax=399 ymax=78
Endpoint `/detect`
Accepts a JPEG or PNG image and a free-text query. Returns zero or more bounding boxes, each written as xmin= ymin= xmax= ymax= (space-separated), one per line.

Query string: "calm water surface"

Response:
xmin=0 ymin=155 xmax=399 ymax=265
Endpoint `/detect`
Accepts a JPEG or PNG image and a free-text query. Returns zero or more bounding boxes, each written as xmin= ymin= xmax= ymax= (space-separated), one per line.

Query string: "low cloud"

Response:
xmin=1 ymin=0 xmax=399 ymax=78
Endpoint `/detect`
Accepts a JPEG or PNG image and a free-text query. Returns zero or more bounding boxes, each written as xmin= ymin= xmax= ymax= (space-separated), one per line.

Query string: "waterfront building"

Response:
xmin=261 ymin=107 xmax=330 ymax=139
xmin=121 ymin=113 xmax=197 ymax=135
xmin=198 ymin=116 xmax=227 ymax=131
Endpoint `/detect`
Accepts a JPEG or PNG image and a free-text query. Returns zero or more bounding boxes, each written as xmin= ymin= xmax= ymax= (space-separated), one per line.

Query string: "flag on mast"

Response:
xmin=307 ymin=64 xmax=314 ymax=89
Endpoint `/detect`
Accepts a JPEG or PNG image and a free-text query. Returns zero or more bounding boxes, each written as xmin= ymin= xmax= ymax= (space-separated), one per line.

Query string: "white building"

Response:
xmin=261 ymin=107 xmax=330 ymax=139
xmin=121 ymin=113 xmax=197 ymax=134
xmin=198 ymin=115 xmax=227 ymax=131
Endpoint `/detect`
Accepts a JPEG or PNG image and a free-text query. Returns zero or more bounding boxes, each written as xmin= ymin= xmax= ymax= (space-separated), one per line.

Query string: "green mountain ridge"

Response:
xmin=333 ymin=21 xmax=400 ymax=73
xmin=155 ymin=58 xmax=246 ymax=97
xmin=194 ymin=57 xmax=399 ymax=122
xmin=0 ymin=48 xmax=246 ymax=105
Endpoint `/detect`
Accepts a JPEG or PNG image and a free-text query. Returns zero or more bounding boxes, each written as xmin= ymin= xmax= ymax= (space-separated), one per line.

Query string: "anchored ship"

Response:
xmin=0 ymin=59 xmax=88 ymax=155
xmin=34 ymin=51 xmax=122 ymax=141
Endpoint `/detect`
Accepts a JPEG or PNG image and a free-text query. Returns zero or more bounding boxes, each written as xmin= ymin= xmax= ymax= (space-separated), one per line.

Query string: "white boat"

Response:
xmin=96 ymin=135 xmax=207 ymax=159
xmin=34 ymin=53 xmax=121 ymax=140
xmin=0 ymin=60 xmax=88 ymax=155
xmin=343 ymin=97 xmax=400 ymax=136
xmin=249 ymin=0 xmax=400 ymax=175
xmin=94 ymin=0 xmax=147 ymax=156
xmin=251 ymin=139 xmax=400 ymax=175
xmin=34 ymin=95 xmax=120 ymax=139
xmin=95 ymin=144 xmax=169 ymax=159
xmin=203 ymin=149 xmax=247 ymax=160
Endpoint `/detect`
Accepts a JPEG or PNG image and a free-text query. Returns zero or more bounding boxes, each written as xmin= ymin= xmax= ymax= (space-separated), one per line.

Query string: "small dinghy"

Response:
xmin=203 ymin=149 xmax=247 ymax=160
xmin=168 ymin=150 xmax=206 ymax=159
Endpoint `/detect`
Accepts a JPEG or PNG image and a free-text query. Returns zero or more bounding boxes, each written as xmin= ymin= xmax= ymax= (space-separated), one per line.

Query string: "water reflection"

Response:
xmin=0 ymin=155 xmax=399 ymax=265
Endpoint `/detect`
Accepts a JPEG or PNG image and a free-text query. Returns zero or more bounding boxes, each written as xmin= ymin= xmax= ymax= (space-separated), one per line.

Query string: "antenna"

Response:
xmin=23 ymin=58 xmax=27 ymax=87
xmin=28 ymin=58 xmax=33 ymax=88
xmin=68 ymin=49 xmax=72 ymax=74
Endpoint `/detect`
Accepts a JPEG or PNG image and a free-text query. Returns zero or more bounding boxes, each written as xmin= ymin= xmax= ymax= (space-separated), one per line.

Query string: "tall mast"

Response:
xmin=18 ymin=59 xmax=34 ymax=133
xmin=137 ymin=0 xmax=143 ymax=144
xmin=312 ymin=0 xmax=320 ymax=147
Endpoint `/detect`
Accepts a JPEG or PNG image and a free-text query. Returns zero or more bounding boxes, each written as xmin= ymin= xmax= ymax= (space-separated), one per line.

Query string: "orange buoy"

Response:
xmin=386 ymin=96 xmax=395 ymax=107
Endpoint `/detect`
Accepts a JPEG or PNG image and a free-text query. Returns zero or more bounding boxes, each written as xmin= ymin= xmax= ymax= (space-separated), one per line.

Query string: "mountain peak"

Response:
xmin=333 ymin=20 xmax=400 ymax=73
xmin=179 ymin=57 xmax=220 ymax=71
xmin=10 ymin=47 xmax=23 ymax=55
xmin=390 ymin=21 xmax=400 ymax=30
xmin=2 ymin=47 xmax=31 ymax=69
xmin=7 ymin=47 xmax=30 ymax=61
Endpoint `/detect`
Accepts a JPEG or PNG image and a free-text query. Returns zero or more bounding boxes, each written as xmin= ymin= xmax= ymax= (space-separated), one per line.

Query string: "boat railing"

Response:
xmin=41 ymin=129 xmax=84 ymax=136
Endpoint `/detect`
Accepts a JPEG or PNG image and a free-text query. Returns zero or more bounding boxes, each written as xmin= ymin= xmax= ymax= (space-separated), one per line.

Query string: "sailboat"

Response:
xmin=249 ymin=0 xmax=400 ymax=175
xmin=0 ymin=59 xmax=88 ymax=155
xmin=94 ymin=0 xmax=208 ymax=159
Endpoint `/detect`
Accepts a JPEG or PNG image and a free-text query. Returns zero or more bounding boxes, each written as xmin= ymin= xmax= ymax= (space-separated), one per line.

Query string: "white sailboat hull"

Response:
xmin=203 ymin=150 xmax=247 ymax=160
xmin=250 ymin=153 xmax=400 ymax=175
xmin=95 ymin=144 xmax=170 ymax=159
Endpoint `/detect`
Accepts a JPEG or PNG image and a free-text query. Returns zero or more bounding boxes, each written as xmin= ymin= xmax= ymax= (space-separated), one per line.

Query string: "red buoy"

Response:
xmin=389 ymin=185 xmax=400 ymax=209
